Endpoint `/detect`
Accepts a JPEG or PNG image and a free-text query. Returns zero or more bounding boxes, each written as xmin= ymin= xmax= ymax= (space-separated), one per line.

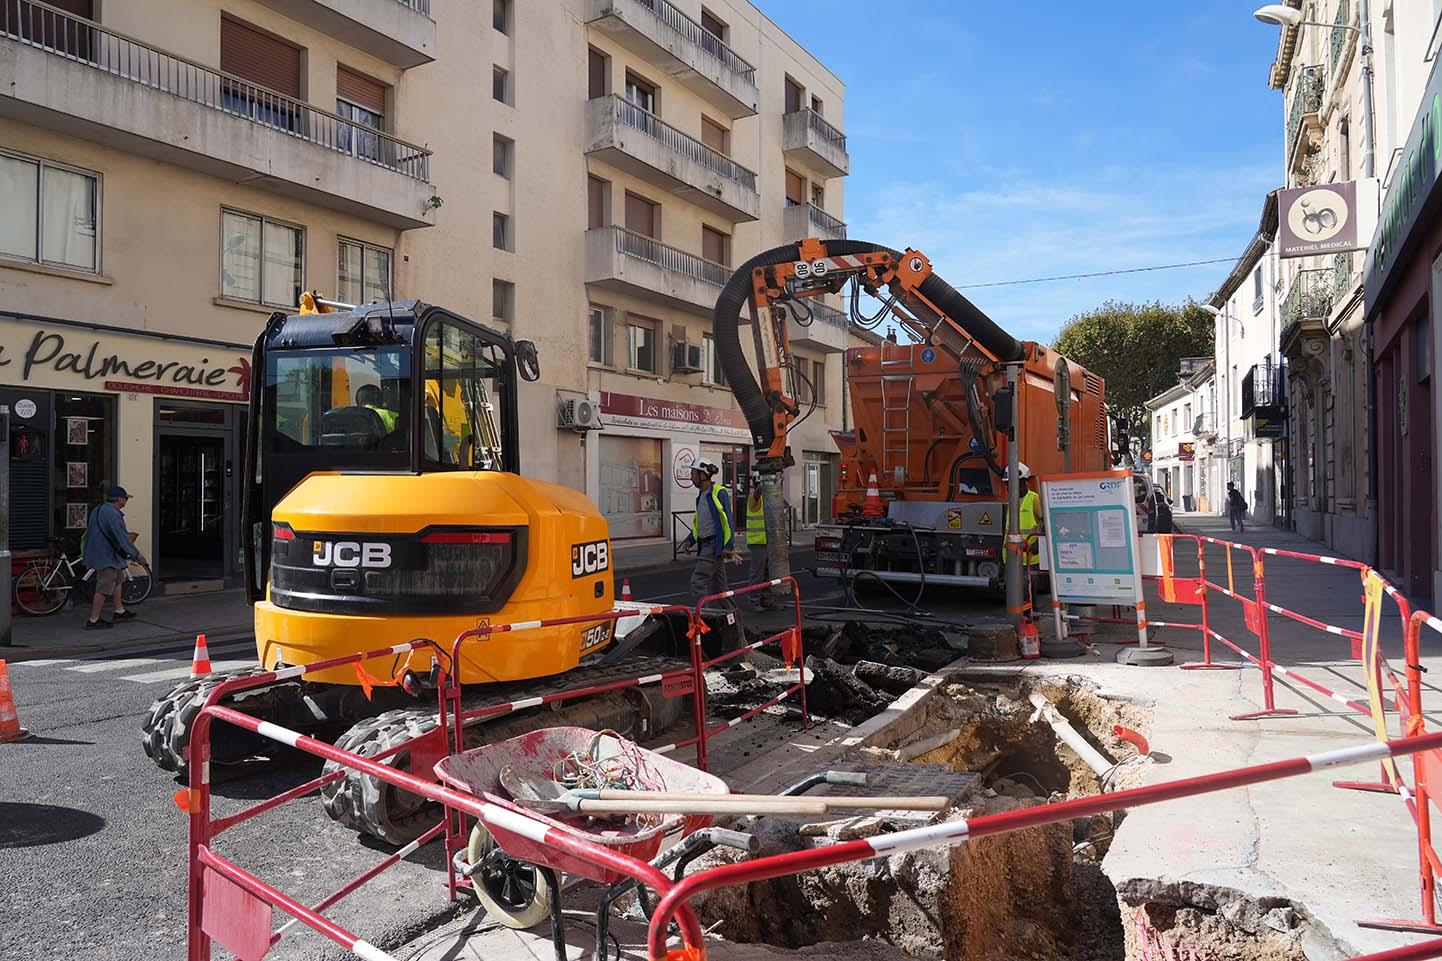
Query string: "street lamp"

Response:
xmin=1252 ymin=5 xmax=1360 ymax=31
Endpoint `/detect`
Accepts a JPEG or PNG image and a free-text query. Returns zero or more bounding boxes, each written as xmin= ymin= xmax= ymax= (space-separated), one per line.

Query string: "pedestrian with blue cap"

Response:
xmin=83 ymin=485 xmax=145 ymax=630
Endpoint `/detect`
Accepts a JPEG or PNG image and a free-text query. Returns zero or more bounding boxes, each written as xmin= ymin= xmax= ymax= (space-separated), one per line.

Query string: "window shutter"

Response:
xmin=785 ymin=169 xmax=804 ymax=205
xmin=221 ymin=19 xmax=301 ymax=98
xmin=701 ymin=117 xmax=728 ymax=154
xmin=625 ymin=193 xmax=656 ymax=238
xmin=337 ymin=67 xmax=386 ymax=114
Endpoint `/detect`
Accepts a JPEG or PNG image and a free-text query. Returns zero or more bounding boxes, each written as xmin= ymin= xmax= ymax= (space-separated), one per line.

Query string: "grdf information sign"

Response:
xmin=1038 ymin=469 xmax=1141 ymax=606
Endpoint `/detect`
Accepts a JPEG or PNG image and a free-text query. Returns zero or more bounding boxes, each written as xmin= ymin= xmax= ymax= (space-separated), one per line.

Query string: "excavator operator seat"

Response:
xmin=319 ymin=406 xmax=388 ymax=449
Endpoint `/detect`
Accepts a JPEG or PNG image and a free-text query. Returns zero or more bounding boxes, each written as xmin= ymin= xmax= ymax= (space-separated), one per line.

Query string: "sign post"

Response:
xmin=1039 ymin=468 xmax=1171 ymax=666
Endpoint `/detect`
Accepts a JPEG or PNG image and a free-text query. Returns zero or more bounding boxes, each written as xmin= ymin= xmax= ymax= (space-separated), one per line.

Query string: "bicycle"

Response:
xmin=13 ymin=538 xmax=153 ymax=616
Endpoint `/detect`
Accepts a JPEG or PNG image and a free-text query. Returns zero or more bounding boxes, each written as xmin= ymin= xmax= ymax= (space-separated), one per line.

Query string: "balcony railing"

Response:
xmin=399 ymin=0 xmax=430 ymax=12
xmin=806 ymin=300 xmax=847 ymax=327
xmin=1241 ymin=364 xmax=1284 ymax=417
xmin=1 ymin=0 xmax=431 ymax=181
xmin=1286 ymin=65 xmax=1325 ymax=164
xmin=802 ymin=202 xmax=847 ymax=239
xmin=610 ymin=96 xmax=757 ymax=192
xmin=629 ymin=0 xmax=755 ymax=83
xmin=1334 ymin=250 xmax=1354 ymax=300
xmin=1281 ymin=267 xmax=1336 ymax=328
xmin=611 ymin=226 xmax=728 ymax=287
xmin=1192 ymin=411 xmax=1217 ymax=436
xmin=790 ymin=108 xmax=847 ymax=153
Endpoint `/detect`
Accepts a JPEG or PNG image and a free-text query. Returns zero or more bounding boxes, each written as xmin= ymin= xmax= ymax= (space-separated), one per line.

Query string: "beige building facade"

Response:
xmin=0 ymin=0 xmax=851 ymax=584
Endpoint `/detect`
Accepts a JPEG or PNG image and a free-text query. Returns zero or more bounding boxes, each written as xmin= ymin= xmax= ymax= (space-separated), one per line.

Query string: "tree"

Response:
xmin=1051 ymin=299 xmax=1214 ymax=453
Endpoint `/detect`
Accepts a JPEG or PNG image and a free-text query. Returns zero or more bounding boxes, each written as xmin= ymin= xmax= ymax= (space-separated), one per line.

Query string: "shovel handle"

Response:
xmin=593 ymin=790 xmax=949 ymax=811
xmin=575 ymin=797 xmax=830 ymax=816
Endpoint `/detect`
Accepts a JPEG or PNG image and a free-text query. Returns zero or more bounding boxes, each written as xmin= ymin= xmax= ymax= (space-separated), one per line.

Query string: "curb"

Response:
xmin=0 ymin=623 xmax=254 ymax=661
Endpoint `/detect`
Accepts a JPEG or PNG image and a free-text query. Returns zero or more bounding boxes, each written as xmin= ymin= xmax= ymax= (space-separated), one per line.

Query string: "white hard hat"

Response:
xmin=1003 ymin=462 xmax=1032 ymax=481
xmin=692 ymin=458 xmax=719 ymax=477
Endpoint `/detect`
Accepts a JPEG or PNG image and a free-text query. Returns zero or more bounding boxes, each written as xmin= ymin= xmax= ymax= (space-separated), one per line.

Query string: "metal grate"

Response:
xmin=2 ymin=0 xmax=432 ymax=181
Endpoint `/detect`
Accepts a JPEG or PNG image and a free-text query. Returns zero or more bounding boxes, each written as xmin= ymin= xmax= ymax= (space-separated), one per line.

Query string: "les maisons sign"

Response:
xmin=1364 ymin=53 xmax=1442 ymax=315
xmin=0 ymin=318 xmax=251 ymax=402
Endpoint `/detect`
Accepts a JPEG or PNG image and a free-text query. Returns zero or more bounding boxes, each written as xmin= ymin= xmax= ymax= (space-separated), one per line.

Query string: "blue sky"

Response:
xmin=766 ymin=3 xmax=1287 ymax=344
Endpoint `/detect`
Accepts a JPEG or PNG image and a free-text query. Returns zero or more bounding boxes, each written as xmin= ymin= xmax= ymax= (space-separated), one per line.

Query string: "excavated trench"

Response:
xmin=693 ymin=669 xmax=1314 ymax=961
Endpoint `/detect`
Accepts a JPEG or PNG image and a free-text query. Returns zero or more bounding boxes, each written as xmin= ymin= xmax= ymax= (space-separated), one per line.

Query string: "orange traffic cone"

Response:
xmin=863 ymin=472 xmax=884 ymax=518
xmin=620 ymin=578 xmax=633 ymax=602
xmin=190 ymin=634 xmax=212 ymax=678
xmin=0 ymin=661 xmax=30 ymax=743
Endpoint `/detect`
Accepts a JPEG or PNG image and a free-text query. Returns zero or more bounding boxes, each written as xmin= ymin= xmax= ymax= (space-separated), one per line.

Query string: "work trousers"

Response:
xmin=745 ymin=544 xmax=770 ymax=607
xmin=691 ymin=553 xmax=729 ymax=607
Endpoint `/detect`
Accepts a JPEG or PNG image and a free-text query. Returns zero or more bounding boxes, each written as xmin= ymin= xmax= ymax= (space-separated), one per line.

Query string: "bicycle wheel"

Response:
xmin=122 ymin=560 xmax=154 ymax=606
xmin=14 ymin=565 xmax=70 ymax=616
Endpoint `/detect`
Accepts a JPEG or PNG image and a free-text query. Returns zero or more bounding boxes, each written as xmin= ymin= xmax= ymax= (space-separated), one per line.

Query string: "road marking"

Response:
xmin=119 ymin=660 xmax=255 ymax=684
xmin=70 ymin=657 xmax=163 ymax=674
xmin=8 ymin=658 xmax=76 ymax=668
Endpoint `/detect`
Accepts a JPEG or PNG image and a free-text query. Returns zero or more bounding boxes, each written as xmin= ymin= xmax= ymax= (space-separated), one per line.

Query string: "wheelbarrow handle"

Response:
xmin=591 ymin=789 xmax=949 ymax=811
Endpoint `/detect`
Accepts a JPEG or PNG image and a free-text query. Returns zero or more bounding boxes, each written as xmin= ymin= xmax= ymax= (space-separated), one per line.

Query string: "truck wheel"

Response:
xmin=467 ymin=822 xmax=552 ymax=929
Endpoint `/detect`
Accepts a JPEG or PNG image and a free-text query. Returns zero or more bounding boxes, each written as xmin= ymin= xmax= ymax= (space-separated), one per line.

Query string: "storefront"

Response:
xmin=591 ymin=391 xmax=751 ymax=544
xmin=1362 ymin=56 xmax=1442 ymax=606
xmin=0 ymin=314 xmax=251 ymax=588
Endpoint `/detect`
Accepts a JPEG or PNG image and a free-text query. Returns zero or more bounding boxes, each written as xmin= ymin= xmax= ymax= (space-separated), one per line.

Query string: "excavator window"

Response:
xmin=422 ymin=321 xmax=510 ymax=471
xmin=265 ymin=346 xmax=412 ymax=461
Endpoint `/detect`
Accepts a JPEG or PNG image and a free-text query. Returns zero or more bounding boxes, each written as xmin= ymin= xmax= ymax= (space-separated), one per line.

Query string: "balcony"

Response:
xmin=253 ymin=0 xmax=435 ymax=68
xmin=0 ymin=2 xmax=434 ymax=229
xmin=585 ymin=96 xmax=759 ymax=222
xmin=783 ymin=202 xmax=847 ymax=242
xmin=1192 ymin=411 xmax=1217 ymax=438
xmin=786 ymin=298 xmax=848 ymax=353
xmin=1281 ymin=268 xmax=1336 ymax=331
xmin=1286 ymin=65 xmax=1324 ymax=175
xmin=783 ymin=109 xmax=849 ymax=178
xmin=585 ymin=0 xmax=757 ymax=118
xmin=585 ymin=226 xmax=726 ymax=317
xmin=1241 ymin=363 xmax=1286 ymax=438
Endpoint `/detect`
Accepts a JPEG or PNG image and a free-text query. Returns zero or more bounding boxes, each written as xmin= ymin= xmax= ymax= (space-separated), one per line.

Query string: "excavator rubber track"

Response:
xmin=140 ymin=666 xmax=304 ymax=773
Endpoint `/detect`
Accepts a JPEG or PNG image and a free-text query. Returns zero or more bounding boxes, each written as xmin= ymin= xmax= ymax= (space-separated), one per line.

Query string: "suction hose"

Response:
xmin=712 ymin=241 xmax=1024 ymax=455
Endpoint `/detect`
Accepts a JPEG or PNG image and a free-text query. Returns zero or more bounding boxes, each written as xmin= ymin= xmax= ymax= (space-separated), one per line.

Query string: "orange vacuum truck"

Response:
xmin=710 ymin=238 xmax=1115 ymax=593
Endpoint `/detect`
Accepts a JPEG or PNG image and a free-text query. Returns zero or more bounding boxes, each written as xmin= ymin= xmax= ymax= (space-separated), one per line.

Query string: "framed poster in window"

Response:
xmin=66 ymin=502 xmax=88 ymax=530
xmin=67 ymin=462 xmax=86 ymax=489
xmin=67 ymin=417 xmax=88 ymax=445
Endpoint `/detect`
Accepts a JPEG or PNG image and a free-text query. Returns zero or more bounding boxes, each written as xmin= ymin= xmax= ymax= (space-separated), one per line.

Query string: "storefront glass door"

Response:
xmin=155 ymin=402 xmax=239 ymax=583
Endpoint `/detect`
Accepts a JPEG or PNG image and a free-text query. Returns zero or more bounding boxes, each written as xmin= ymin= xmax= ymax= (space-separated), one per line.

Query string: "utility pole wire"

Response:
xmin=955 ymin=257 xmax=1238 ymax=290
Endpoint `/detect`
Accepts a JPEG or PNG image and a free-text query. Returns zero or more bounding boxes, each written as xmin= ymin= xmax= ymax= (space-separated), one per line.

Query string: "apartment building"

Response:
xmin=0 ymin=0 xmax=852 ymax=584
xmin=1144 ymin=358 xmax=1215 ymax=513
xmin=1206 ymin=211 xmax=1286 ymax=527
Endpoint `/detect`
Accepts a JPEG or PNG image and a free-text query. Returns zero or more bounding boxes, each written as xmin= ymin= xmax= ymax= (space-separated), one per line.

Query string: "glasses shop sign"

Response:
xmin=0 ymin=321 xmax=251 ymax=402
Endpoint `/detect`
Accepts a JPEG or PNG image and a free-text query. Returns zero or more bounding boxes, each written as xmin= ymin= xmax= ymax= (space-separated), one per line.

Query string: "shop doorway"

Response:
xmin=154 ymin=402 xmax=241 ymax=585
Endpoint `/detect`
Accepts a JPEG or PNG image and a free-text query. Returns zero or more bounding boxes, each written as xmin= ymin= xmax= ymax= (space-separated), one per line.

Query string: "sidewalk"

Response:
xmin=612 ymin=530 xmax=817 ymax=575
xmin=2 ymin=587 xmax=252 ymax=660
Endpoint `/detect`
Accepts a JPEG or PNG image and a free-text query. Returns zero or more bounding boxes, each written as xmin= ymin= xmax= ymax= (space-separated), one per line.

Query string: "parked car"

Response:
xmin=1133 ymin=475 xmax=1174 ymax=534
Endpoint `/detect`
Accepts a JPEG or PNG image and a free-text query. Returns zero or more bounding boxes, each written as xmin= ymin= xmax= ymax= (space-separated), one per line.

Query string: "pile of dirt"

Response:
xmin=800 ymin=622 xmax=964 ymax=673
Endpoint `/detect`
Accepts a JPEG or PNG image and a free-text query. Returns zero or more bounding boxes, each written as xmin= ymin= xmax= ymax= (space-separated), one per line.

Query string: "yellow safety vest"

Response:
xmin=366 ymin=405 xmax=398 ymax=432
xmin=1019 ymin=489 xmax=1041 ymax=564
xmin=691 ymin=485 xmax=732 ymax=548
xmin=745 ymin=496 xmax=766 ymax=546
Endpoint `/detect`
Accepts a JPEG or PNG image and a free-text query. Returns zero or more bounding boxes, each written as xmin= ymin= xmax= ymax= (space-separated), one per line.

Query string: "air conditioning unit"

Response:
xmin=558 ymin=397 xmax=604 ymax=431
xmin=672 ymin=341 xmax=704 ymax=374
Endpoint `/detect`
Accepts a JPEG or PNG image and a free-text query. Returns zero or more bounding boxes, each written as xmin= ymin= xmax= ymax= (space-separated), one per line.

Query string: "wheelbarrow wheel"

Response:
xmin=467 ymin=823 xmax=553 ymax=929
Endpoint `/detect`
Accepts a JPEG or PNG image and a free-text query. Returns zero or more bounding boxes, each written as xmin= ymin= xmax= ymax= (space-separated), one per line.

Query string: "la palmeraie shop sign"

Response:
xmin=0 ymin=325 xmax=251 ymax=402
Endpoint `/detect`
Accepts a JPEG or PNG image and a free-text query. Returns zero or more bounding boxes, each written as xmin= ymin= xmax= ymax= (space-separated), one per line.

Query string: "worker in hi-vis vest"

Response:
xmin=743 ymin=473 xmax=774 ymax=609
xmin=679 ymin=458 xmax=736 ymax=605
xmin=1004 ymin=461 xmax=1047 ymax=606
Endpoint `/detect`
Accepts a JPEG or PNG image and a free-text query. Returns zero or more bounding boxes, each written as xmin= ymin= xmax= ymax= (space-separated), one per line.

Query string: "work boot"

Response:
xmin=84 ymin=618 xmax=112 ymax=630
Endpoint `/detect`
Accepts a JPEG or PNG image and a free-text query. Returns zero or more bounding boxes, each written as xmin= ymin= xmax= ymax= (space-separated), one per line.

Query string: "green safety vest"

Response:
xmin=1019 ymin=489 xmax=1041 ymax=563
xmin=745 ymin=496 xmax=766 ymax=546
xmin=691 ymin=485 xmax=732 ymax=547
xmin=366 ymin=405 xmax=398 ymax=432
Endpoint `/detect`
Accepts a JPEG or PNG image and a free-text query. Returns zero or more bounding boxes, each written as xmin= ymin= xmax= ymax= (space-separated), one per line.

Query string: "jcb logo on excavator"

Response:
xmin=312 ymin=540 xmax=393 ymax=569
xmin=571 ymin=540 xmax=609 ymax=578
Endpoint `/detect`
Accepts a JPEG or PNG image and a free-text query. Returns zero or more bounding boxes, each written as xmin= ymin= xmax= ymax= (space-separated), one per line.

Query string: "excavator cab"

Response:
xmin=242 ymin=300 xmax=536 ymax=604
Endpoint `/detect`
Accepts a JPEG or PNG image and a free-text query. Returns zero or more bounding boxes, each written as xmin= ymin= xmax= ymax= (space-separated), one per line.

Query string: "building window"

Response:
xmin=588 ymin=47 xmax=609 ymax=99
xmin=701 ymin=225 xmax=730 ymax=267
xmin=1252 ymin=266 xmax=1264 ymax=312
xmin=221 ymin=208 xmax=302 ymax=307
xmin=493 ymin=134 xmax=513 ymax=179
xmin=701 ymin=116 xmax=729 ymax=154
xmin=785 ymin=168 xmax=805 ymax=207
xmin=492 ymin=212 xmax=512 ymax=251
xmin=1183 ymin=402 xmax=1192 ymax=431
xmin=589 ymin=305 xmax=613 ymax=365
xmin=0 ymin=151 xmax=99 ymax=273
xmin=1171 ymin=407 xmax=1179 ymax=436
xmin=810 ymin=182 xmax=825 ymax=208
xmin=810 ymin=94 xmax=823 ymax=115
xmin=700 ymin=7 xmax=727 ymax=41
xmin=784 ymin=75 xmax=803 ymax=114
xmin=625 ymin=72 xmax=657 ymax=114
xmin=624 ymin=191 xmax=658 ymax=238
xmin=627 ymin=318 xmax=657 ymax=372
xmin=492 ymin=279 xmax=514 ymax=324
xmin=703 ymin=333 xmax=726 ymax=386
xmin=337 ymin=237 xmax=392 ymax=305
xmin=812 ymin=358 xmax=827 ymax=406
xmin=336 ymin=67 xmax=388 ymax=163
xmin=493 ymin=66 xmax=511 ymax=105
xmin=588 ymin=176 xmax=610 ymax=229
xmin=54 ymin=393 xmax=117 ymax=543
xmin=493 ymin=0 xmax=511 ymax=34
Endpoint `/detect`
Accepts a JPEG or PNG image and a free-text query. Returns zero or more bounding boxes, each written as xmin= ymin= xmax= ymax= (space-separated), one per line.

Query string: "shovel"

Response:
xmin=499 ymin=765 xmax=830 ymax=817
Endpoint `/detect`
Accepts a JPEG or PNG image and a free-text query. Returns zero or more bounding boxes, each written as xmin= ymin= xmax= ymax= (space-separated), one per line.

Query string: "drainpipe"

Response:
xmin=1028 ymin=691 xmax=1114 ymax=779
xmin=1359 ymin=0 xmax=1379 ymax=566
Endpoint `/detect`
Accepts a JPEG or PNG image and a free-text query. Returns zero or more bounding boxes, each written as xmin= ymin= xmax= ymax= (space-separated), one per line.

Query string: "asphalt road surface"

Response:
xmin=0 ymin=551 xmax=1002 ymax=961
